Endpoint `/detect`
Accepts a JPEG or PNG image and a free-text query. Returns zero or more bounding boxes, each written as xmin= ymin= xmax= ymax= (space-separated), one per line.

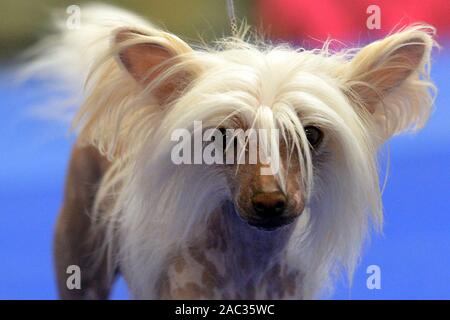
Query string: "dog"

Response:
xmin=25 ymin=4 xmax=436 ymax=299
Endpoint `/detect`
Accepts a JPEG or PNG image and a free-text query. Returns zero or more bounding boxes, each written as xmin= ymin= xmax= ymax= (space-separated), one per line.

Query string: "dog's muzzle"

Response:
xmin=248 ymin=191 xmax=291 ymax=230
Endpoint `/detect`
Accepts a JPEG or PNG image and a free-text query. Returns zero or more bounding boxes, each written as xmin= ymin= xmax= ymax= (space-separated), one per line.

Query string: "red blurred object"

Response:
xmin=256 ymin=0 xmax=450 ymax=44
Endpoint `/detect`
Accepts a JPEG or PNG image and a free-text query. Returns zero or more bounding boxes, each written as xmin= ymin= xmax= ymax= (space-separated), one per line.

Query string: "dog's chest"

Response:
xmin=158 ymin=212 xmax=303 ymax=299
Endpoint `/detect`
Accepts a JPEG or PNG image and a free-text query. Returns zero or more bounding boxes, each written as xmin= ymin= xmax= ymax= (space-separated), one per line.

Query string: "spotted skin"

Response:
xmin=159 ymin=205 xmax=303 ymax=299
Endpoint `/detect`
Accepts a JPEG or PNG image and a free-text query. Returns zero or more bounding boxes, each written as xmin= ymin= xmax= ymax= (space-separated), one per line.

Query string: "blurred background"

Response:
xmin=0 ymin=0 xmax=449 ymax=299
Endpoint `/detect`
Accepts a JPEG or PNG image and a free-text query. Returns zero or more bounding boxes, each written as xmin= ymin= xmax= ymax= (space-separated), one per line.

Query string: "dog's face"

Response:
xmin=220 ymin=130 xmax=309 ymax=230
xmin=111 ymin=27 xmax=434 ymax=234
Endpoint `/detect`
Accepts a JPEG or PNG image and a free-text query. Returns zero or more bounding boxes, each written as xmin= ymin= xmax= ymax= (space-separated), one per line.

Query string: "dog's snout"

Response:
xmin=252 ymin=192 xmax=287 ymax=217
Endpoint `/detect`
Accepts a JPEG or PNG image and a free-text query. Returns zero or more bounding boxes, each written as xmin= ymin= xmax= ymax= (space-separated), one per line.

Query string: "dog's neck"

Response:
xmin=161 ymin=202 xmax=303 ymax=299
xmin=219 ymin=202 xmax=295 ymax=272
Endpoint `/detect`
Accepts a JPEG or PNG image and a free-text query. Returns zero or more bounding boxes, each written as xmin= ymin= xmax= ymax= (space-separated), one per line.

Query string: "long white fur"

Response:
xmin=24 ymin=4 xmax=436 ymax=299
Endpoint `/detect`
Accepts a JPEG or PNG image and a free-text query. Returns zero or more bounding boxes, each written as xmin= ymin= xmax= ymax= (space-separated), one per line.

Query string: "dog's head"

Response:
xmin=104 ymin=26 xmax=434 ymax=235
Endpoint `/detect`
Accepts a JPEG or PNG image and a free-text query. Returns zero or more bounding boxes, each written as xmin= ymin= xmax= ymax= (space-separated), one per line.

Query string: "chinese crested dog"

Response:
xmin=25 ymin=4 xmax=436 ymax=299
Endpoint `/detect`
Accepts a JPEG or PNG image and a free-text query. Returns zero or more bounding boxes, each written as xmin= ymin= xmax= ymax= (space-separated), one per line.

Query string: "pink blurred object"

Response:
xmin=257 ymin=0 xmax=450 ymax=44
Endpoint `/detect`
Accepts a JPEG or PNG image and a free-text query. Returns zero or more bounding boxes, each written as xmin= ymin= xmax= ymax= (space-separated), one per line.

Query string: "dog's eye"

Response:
xmin=304 ymin=126 xmax=323 ymax=148
xmin=218 ymin=128 xmax=231 ymax=152
xmin=218 ymin=128 xmax=241 ymax=153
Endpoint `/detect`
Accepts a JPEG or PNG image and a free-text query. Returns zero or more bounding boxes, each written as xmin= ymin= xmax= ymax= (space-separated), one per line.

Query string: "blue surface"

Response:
xmin=0 ymin=51 xmax=448 ymax=300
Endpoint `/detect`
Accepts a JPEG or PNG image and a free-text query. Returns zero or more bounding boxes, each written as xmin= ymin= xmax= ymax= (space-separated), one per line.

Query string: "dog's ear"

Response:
xmin=345 ymin=26 xmax=436 ymax=137
xmin=114 ymin=28 xmax=196 ymax=103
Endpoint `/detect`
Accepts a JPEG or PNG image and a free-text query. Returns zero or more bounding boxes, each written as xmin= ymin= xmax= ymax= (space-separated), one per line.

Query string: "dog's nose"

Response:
xmin=252 ymin=192 xmax=287 ymax=217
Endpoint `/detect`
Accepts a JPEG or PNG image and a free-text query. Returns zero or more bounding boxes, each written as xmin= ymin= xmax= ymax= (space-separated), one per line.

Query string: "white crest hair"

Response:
xmin=24 ymin=4 xmax=436 ymax=298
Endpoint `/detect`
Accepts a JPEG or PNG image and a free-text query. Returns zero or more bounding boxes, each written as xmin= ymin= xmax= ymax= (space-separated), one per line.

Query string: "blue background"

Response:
xmin=0 ymin=50 xmax=448 ymax=300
